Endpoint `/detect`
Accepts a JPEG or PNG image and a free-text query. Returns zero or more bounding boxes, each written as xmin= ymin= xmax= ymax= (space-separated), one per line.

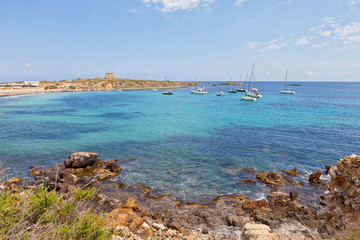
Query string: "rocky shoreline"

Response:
xmin=1 ymin=152 xmax=359 ymax=239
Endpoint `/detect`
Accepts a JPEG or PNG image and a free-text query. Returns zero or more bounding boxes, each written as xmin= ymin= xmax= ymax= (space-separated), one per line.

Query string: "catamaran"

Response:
xmin=280 ymin=70 xmax=295 ymax=94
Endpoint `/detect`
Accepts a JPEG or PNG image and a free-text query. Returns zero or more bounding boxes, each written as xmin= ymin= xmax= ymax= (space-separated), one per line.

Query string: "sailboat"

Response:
xmin=245 ymin=63 xmax=262 ymax=98
xmin=228 ymin=76 xmax=237 ymax=93
xmin=241 ymin=67 xmax=257 ymax=101
xmin=237 ymin=73 xmax=247 ymax=92
xmin=280 ymin=70 xmax=295 ymax=94
xmin=190 ymin=75 xmax=208 ymax=95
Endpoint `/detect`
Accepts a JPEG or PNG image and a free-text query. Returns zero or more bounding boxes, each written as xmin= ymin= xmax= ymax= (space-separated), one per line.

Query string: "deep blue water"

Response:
xmin=0 ymin=82 xmax=359 ymax=201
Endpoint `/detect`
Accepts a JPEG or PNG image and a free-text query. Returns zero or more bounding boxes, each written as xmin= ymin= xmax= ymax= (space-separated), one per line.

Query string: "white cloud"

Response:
xmin=305 ymin=70 xmax=314 ymax=76
xmin=248 ymin=41 xmax=260 ymax=49
xmin=143 ymin=0 xmax=213 ymax=12
xmin=277 ymin=0 xmax=291 ymax=5
xmin=313 ymin=42 xmax=330 ymax=48
xmin=333 ymin=22 xmax=360 ymax=43
xmin=235 ymin=0 xmax=246 ymax=7
xmin=320 ymin=31 xmax=332 ymax=37
xmin=24 ymin=62 xmax=32 ymax=67
xmin=295 ymin=36 xmax=312 ymax=46
xmin=248 ymin=39 xmax=286 ymax=51
xmin=265 ymin=44 xmax=283 ymax=50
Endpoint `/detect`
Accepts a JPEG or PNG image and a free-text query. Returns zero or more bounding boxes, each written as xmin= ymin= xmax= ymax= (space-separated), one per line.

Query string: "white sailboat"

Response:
xmin=245 ymin=62 xmax=262 ymax=98
xmin=280 ymin=70 xmax=295 ymax=94
xmin=241 ymin=66 xmax=257 ymax=101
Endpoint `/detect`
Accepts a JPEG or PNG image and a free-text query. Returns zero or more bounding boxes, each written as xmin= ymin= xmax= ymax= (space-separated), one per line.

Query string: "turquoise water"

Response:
xmin=1 ymin=82 xmax=360 ymax=201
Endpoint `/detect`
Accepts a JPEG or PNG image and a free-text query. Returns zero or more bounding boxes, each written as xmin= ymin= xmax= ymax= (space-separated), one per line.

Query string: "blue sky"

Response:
xmin=1 ymin=0 xmax=360 ymax=82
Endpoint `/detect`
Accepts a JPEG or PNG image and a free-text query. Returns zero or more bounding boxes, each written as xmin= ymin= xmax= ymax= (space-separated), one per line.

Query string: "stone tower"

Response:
xmin=105 ymin=73 xmax=115 ymax=79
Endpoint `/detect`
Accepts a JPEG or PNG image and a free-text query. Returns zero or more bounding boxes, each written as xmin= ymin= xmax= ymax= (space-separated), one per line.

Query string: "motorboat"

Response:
xmin=190 ymin=88 xmax=208 ymax=95
xmin=216 ymin=92 xmax=225 ymax=96
xmin=163 ymin=90 xmax=173 ymax=95
xmin=228 ymin=89 xmax=237 ymax=93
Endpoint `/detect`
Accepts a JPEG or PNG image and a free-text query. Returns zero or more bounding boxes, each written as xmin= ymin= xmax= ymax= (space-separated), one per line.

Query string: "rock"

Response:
xmin=243 ymin=223 xmax=279 ymax=240
xmin=152 ymin=223 xmax=166 ymax=231
xmin=7 ymin=177 xmax=23 ymax=184
xmin=242 ymin=179 xmax=257 ymax=184
xmin=309 ymin=171 xmax=322 ymax=184
xmin=282 ymin=167 xmax=298 ymax=177
xmin=318 ymin=155 xmax=360 ymax=238
xmin=93 ymin=168 xmax=118 ymax=181
xmin=256 ymin=172 xmax=285 ymax=186
xmin=122 ymin=197 xmax=139 ymax=212
xmin=325 ymin=165 xmax=332 ymax=174
xmin=29 ymin=167 xmax=44 ymax=177
xmin=289 ymin=190 xmax=298 ymax=201
xmin=242 ymin=200 xmax=267 ymax=210
xmin=64 ymin=152 xmax=98 ymax=168
xmin=105 ymin=160 xmax=123 ymax=173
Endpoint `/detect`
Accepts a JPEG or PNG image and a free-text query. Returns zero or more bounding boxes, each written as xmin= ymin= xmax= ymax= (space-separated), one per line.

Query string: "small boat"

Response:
xmin=152 ymin=89 xmax=158 ymax=91
xmin=212 ymin=84 xmax=217 ymax=86
xmin=237 ymin=88 xmax=247 ymax=92
xmin=190 ymin=88 xmax=208 ymax=95
xmin=163 ymin=90 xmax=173 ymax=95
xmin=216 ymin=92 xmax=225 ymax=96
xmin=241 ymin=96 xmax=257 ymax=101
xmin=237 ymin=73 xmax=247 ymax=92
xmin=280 ymin=70 xmax=295 ymax=94
xmin=228 ymin=89 xmax=237 ymax=93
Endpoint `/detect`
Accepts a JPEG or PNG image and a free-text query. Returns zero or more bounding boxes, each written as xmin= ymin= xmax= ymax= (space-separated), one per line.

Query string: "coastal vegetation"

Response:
xmin=0 ymin=183 xmax=114 ymax=239
xmin=40 ymin=78 xmax=196 ymax=92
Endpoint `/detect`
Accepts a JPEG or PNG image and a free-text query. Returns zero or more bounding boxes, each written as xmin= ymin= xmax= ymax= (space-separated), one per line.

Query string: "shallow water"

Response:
xmin=1 ymin=82 xmax=359 ymax=201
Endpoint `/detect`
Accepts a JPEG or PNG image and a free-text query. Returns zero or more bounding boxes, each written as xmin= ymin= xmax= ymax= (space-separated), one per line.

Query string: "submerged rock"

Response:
xmin=242 ymin=179 xmax=257 ymax=184
xmin=282 ymin=167 xmax=298 ymax=177
xmin=256 ymin=172 xmax=285 ymax=186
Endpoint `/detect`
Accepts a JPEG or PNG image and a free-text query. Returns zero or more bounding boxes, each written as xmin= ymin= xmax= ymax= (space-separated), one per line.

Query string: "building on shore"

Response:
xmin=23 ymin=81 xmax=40 ymax=87
xmin=105 ymin=73 xmax=115 ymax=79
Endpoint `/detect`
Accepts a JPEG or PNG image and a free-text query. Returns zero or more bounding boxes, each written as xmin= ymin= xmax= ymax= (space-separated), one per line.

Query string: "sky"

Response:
xmin=1 ymin=0 xmax=360 ymax=82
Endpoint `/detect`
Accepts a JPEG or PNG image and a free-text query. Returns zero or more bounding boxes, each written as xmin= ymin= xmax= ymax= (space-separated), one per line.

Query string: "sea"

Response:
xmin=0 ymin=82 xmax=359 ymax=202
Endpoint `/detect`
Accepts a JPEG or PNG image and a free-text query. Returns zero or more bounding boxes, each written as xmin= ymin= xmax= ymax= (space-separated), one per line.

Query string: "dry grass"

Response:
xmin=0 ymin=162 xmax=115 ymax=240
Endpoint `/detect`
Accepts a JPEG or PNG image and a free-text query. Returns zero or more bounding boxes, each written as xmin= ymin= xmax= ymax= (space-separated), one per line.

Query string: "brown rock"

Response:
xmin=242 ymin=179 xmax=257 ymax=184
xmin=64 ymin=152 xmax=98 ymax=168
xmin=7 ymin=177 xmax=23 ymax=184
xmin=105 ymin=159 xmax=122 ymax=173
xmin=325 ymin=165 xmax=332 ymax=174
xmin=29 ymin=167 xmax=44 ymax=177
xmin=256 ymin=172 xmax=285 ymax=185
xmin=282 ymin=167 xmax=298 ymax=177
xmin=122 ymin=197 xmax=139 ymax=212
xmin=309 ymin=171 xmax=322 ymax=184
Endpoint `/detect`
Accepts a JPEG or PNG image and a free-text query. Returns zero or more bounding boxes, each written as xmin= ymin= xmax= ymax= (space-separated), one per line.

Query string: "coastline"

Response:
xmin=1 ymin=152 xmax=359 ymax=239
xmin=0 ymin=85 xmax=193 ymax=97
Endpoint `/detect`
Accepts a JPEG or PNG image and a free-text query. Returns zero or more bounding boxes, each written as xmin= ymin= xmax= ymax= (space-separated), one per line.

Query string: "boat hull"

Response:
xmin=280 ymin=90 xmax=295 ymax=94
xmin=241 ymin=96 xmax=257 ymax=101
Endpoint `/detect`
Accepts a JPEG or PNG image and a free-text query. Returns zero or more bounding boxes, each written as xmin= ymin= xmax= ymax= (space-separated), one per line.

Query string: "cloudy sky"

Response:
xmin=1 ymin=0 xmax=360 ymax=82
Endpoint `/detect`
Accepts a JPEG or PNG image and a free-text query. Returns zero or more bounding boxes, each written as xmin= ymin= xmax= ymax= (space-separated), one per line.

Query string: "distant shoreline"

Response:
xmin=0 ymin=85 xmax=193 ymax=98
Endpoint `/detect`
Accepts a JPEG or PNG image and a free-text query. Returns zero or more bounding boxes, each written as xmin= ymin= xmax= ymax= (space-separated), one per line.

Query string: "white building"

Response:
xmin=23 ymin=81 xmax=40 ymax=87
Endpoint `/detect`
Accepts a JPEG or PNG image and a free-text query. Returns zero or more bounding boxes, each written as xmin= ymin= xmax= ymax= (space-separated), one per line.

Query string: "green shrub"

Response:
xmin=0 ymin=184 xmax=114 ymax=239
